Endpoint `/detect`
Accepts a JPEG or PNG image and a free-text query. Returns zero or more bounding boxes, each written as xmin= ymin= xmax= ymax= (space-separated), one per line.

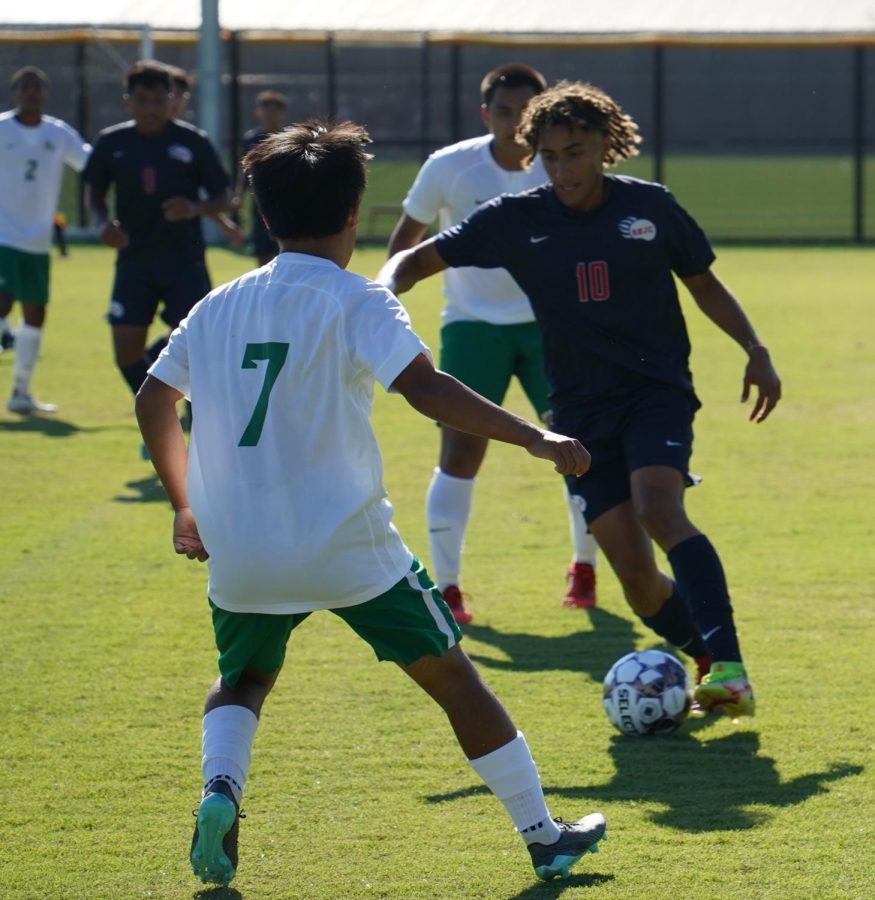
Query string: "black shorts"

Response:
xmin=561 ymin=385 xmax=699 ymax=525
xmin=108 ymin=253 xmax=211 ymax=328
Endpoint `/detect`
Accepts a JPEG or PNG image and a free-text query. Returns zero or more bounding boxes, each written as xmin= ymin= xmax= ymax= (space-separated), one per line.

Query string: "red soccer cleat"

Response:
xmin=562 ymin=562 xmax=597 ymax=609
xmin=441 ymin=585 xmax=473 ymax=625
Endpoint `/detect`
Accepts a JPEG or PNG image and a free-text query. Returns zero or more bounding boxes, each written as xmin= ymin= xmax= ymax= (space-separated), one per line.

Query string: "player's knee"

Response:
xmin=634 ymin=496 xmax=685 ymax=546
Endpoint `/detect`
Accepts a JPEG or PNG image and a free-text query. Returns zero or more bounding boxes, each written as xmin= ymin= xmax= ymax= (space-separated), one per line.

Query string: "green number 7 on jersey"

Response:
xmin=238 ymin=342 xmax=290 ymax=446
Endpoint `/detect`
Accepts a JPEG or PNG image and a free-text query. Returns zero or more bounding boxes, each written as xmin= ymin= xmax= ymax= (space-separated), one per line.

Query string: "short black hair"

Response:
xmin=125 ymin=60 xmax=172 ymax=94
xmin=255 ymin=90 xmax=287 ymax=109
xmin=11 ymin=66 xmax=49 ymax=90
xmin=480 ymin=63 xmax=547 ymax=107
xmin=241 ymin=119 xmax=372 ymax=240
xmin=166 ymin=65 xmax=192 ymax=93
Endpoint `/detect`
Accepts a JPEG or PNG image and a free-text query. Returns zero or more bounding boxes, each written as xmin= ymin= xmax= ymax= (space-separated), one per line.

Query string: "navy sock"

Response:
xmin=639 ymin=587 xmax=708 ymax=660
xmin=667 ymin=534 xmax=742 ymax=663
xmin=119 ymin=358 xmax=149 ymax=395
xmin=144 ymin=335 xmax=168 ymax=365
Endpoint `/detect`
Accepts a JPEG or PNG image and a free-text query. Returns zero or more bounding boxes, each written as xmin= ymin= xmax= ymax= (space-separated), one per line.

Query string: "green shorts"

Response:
xmin=0 ymin=246 xmax=50 ymax=304
xmin=440 ymin=320 xmax=551 ymax=419
xmin=209 ymin=558 xmax=462 ymax=688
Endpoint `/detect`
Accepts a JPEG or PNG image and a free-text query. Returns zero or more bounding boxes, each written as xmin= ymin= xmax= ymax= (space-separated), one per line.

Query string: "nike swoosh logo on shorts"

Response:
xmin=529 ymin=235 xmax=549 ymax=244
xmin=665 ymin=440 xmax=684 ymax=447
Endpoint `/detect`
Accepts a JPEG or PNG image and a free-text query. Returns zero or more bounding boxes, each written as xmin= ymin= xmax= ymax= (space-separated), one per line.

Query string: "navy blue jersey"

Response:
xmin=242 ymin=127 xmax=267 ymax=153
xmin=435 ymin=175 xmax=715 ymax=421
xmin=84 ymin=119 xmax=229 ymax=258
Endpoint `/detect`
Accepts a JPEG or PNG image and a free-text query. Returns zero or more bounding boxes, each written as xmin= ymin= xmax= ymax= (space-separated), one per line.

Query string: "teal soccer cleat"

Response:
xmin=528 ymin=813 xmax=607 ymax=881
xmin=190 ymin=790 xmax=242 ymax=886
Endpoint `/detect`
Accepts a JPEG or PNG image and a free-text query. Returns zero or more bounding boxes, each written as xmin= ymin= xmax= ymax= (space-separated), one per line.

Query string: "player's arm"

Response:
xmin=392 ymin=352 xmax=590 ymax=476
xmin=682 ymin=269 xmax=782 ymax=422
xmin=85 ymin=182 xmax=128 ymax=249
xmin=135 ymin=375 xmax=208 ymax=561
xmin=163 ymin=188 xmax=232 ymax=223
xmin=387 ymin=213 xmax=430 ymax=257
xmin=377 ymin=237 xmax=449 ymax=296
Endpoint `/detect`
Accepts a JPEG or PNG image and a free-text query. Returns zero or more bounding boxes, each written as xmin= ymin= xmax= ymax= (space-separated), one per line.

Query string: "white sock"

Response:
xmin=202 ymin=705 xmax=259 ymax=805
xmin=566 ymin=488 xmax=598 ymax=566
xmin=427 ymin=468 xmax=475 ymax=590
xmin=0 ymin=316 xmax=10 ymax=335
xmin=12 ymin=323 xmax=42 ymax=396
xmin=468 ymin=731 xmax=561 ymax=847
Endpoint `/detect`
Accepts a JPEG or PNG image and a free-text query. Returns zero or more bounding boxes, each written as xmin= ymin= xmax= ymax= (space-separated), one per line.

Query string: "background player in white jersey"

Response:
xmin=388 ymin=64 xmax=599 ymax=623
xmin=0 ymin=66 xmax=91 ymax=414
xmin=135 ymin=120 xmax=605 ymax=888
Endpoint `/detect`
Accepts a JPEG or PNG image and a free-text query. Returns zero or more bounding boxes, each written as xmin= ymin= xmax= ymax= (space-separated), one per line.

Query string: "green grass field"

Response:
xmin=1 ymin=244 xmax=873 ymax=899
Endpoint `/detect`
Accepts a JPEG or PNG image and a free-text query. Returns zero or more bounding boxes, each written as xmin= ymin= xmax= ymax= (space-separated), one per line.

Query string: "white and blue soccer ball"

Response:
xmin=603 ymin=649 xmax=691 ymax=736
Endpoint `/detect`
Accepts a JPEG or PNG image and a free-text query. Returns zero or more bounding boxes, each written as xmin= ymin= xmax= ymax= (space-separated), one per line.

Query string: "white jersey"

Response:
xmin=149 ymin=252 xmax=428 ymax=615
xmin=0 ymin=111 xmax=91 ymax=254
xmin=402 ymin=134 xmax=548 ymax=325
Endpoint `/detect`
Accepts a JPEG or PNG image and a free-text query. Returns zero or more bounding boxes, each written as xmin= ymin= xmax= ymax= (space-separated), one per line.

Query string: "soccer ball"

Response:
xmin=602 ymin=649 xmax=691 ymax=736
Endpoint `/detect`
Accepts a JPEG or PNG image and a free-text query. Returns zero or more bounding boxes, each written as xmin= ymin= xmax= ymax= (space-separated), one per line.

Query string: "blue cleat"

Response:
xmin=190 ymin=791 xmax=241 ymax=886
xmin=528 ymin=813 xmax=607 ymax=881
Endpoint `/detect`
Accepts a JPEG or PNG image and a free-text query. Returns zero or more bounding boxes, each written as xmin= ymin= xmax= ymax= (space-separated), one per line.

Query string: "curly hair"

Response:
xmin=518 ymin=81 xmax=642 ymax=168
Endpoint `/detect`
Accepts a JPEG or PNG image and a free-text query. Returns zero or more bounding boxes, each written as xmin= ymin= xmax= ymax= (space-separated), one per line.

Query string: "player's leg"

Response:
xmin=338 ymin=560 xmax=606 ymax=880
xmin=567 ymin=443 xmax=710 ymax=680
xmin=0 ymin=246 xmax=18 ymax=350
xmin=192 ymin=601 xmax=306 ymax=886
xmin=630 ymin=465 xmax=752 ymax=714
xmin=5 ymin=250 xmax=55 ymax=414
xmin=161 ymin=257 xmax=211 ymax=432
xmin=624 ymin=388 xmax=752 ymax=713
xmin=0 ymin=291 xmax=14 ymax=351
xmin=427 ymin=321 xmax=514 ymax=624
xmin=106 ymin=256 xmax=161 ymax=396
xmin=562 ymin=490 xmax=599 ymax=607
xmin=513 ymin=321 xmax=600 ymax=608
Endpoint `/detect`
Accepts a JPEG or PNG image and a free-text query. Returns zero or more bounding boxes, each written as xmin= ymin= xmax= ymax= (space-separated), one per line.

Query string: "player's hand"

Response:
xmin=173 ymin=507 xmax=209 ymax=562
xmin=525 ymin=431 xmax=591 ymax=476
xmin=221 ymin=221 xmax=246 ymax=246
xmin=742 ymin=346 xmax=782 ymax=423
xmin=99 ymin=220 xmax=128 ymax=249
xmin=162 ymin=196 xmax=198 ymax=221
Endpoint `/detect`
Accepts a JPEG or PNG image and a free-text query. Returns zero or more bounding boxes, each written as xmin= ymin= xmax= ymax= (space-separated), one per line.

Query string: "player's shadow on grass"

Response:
xmin=114 ymin=473 xmax=167 ymax=503
xmin=0 ymin=415 xmax=83 ymax=437
xmin=509 ymin=871 xmax=615 ymax=899
xmin=193 ymin=887 xmax=242 ymax=900
xmin=426 ymin=732 xmax=863 ymax=834
xmin=464 ymin=609 xmax=639 ymax=683
xmin=557 ymin=731 xmax=862 ymax=832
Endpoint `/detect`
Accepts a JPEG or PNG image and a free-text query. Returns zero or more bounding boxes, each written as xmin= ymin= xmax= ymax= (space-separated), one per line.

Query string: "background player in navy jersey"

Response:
xmin=84 ymin=60 xmax=231 ymax=411
xmin=387 ymin=63 xmax=600 ymax=624
xmin=167 ymin=65 xmax=244 ymax=249
xmin=378 ymin=81 xmax=782 ymax=717
xmin=236 ymin=90 xmax=287 ymax=266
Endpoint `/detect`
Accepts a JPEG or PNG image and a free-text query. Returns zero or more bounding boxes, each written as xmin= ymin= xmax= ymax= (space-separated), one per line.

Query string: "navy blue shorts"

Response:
xmin=108 ymin=253 xmax=211 ymax=328
xmin=560 ymin=385 xmax=699 ymax=525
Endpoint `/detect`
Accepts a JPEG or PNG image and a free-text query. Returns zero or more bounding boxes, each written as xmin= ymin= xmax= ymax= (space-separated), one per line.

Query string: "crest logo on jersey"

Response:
xmin=43 ymin=140 xmax=56 ymax=152
xmin=168 ymin=144 xmax=193 ymax=164
xmin=618 ymin=217 xmax=657 ymax=241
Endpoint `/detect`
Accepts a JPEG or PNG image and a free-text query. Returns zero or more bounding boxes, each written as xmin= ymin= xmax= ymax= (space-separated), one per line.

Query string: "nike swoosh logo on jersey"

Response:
xmin=529 ymin=235 xmax=549 ymax=244
xmin=665 ymin=439 xmax=684 ymax=447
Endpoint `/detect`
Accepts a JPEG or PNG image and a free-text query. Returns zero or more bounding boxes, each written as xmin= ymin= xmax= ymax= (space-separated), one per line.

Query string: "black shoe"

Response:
xmin=190 ymin=788 xmax=243 ymax=886
xmin=528 ymin=813 xmax=607 ymax=880
xmin=0 ymin=331 xmax=14 ymax=352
